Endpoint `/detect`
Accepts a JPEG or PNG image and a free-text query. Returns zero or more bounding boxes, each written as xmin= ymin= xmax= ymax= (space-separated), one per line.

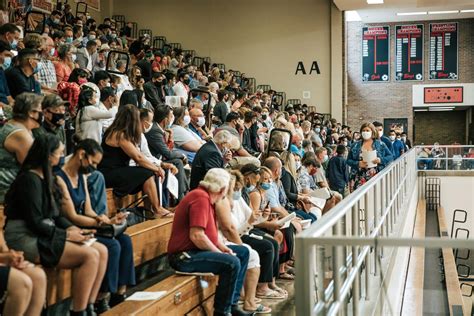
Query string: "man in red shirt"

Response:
xmin=168 ymin=168 xmax=253 ymax=316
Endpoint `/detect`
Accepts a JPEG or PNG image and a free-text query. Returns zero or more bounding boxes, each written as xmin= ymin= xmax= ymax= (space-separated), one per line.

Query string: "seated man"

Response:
xmin=167 ymin=168 xmax=252 ymax=316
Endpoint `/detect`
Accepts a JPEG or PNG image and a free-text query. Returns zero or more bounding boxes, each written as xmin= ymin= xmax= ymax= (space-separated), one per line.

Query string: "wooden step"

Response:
xmin=401 ymin=199 xmax=426 ymax=316
xmin=438 ymin=206 xmax=466 ymax=316
xmin=103 ymin=274 xmax=217 ymax=316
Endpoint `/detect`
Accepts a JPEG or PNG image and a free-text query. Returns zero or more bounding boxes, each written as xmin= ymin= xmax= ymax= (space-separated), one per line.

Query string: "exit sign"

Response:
xmin=424 ymin=87 xmax=463 ymax=104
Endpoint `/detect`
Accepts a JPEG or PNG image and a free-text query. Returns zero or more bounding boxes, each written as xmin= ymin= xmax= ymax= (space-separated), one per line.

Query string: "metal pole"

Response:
xmin=332 ymin=221 xmax=342 ymax=316
xmin=373 ymin=183 xmax=379 ymax=276
xmin=295 ymin=238 xmax=314 ymax=316
xmin=351 ymin=204 xmax=360 ymax=316
xmin=364 ymin=192 xmax=370 ymax=300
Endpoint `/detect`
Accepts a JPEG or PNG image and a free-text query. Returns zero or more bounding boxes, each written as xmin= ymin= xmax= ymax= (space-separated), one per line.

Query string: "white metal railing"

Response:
xmin=416 ymin=145 xmax=474 ymax=171
xmin=295 ymin=149 xmax=418 ymax=316
xmin=295 ymin=146 xmax=474 ymax=316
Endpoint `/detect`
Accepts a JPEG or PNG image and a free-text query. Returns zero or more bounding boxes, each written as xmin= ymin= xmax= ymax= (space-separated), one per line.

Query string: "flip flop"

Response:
xmin=279 ymin=272 xmax=295 ymax=280
xmin=286 ymin=267 xmax=295 ymax=275
xmin=270 ymin=286 xmax=288 ymax=296
xmin=256 ymin=289 xmax=285 ymax=300
xmin=157 ymin=211 xmax=174 ymax=218
xmin=244 ymin=304 xmax=272 ymax=314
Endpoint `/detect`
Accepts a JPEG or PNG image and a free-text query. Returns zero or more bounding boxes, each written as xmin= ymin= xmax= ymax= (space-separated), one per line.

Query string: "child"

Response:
xmin=328 ymin=144 xmax=349 ymax=197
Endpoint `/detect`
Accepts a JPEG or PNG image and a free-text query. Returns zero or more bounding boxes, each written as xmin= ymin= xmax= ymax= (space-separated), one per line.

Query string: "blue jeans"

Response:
xmin=87 ymin=171 xmax=108 ymax=215
xmin=169 ymin=245 xmax=249 ymax=314
xmin=293 ymin=209 xmax=318 ymax=223
xmin=96 ymin=234 xmax=136 ymax=293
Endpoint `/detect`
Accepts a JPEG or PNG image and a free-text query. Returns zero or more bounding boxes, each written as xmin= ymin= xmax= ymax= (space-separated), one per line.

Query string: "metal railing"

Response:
xmin=416 ymin=145 xmax=474 ymax=171
xmin=295 ymin=146 xmax=474 ymax=315
xmin=296 ymin=149 xmax=418 ymax=316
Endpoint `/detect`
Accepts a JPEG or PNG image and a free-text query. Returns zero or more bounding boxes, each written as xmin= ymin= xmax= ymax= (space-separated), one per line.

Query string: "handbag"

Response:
xmin=118 ymin=194 xmax=156 ymax=227
xmin=94 ymin=220 xmax=128 ymax=238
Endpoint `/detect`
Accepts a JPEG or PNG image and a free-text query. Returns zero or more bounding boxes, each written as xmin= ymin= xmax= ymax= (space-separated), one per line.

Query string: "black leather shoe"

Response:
xmin=109 ymin=293 xmax=126 ymax=307
xmin=70 ymin=310 xmax=87 ymax=316
xmin=94 ymin=299 xmax=110 ymax=314
xmin=231 ymin=305 xmax=256 ymax=316
xmin=86 ymin=304 xmax=97 ymax=316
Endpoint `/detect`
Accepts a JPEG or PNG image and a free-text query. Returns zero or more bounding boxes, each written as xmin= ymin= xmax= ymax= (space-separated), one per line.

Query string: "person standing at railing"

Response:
xmin=388 ymin=130 xmax=405 ymax=159
xmin=347 ymin=123 xmax=393 ymax=191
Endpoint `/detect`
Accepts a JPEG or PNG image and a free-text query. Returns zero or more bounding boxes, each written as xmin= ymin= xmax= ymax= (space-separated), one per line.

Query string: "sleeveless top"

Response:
xmin=98 ymin=140 xmax=131 ymax=170
xmin=0 ymin=123 xmax=26 ymax=203
xmin=56 ymin=169 xmax=86 ymax=215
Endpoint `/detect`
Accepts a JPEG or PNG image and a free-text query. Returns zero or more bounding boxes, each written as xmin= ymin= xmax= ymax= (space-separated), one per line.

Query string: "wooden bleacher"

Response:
xmin=438 ymin=206 xmax=467 ymax=316
xmin=401 ymin=199 xmax=426 ymax=316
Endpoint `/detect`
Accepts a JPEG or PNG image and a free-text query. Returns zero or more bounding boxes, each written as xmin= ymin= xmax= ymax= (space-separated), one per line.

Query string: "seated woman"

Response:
xmin=215 ymin=170 xmax=272 ymax=314
xmin=245 ymin=165 xmax=295 ymax=290
xmin=75 ymin=86 xmax=113 ymax=144
xmin=171 ymin=107 xmax=205 ymax=163
xmin=0 ymin=93 xmax=42 ymax=203
xmin=57 ymin=139 xmax=136 ymax=312
xmin=4 ymin=134 xmax=107 ymax=315
xmin=0 ymin=215 xmax=46 ymax=316
xmin=98 ymin=104 xmax=172 ymax=217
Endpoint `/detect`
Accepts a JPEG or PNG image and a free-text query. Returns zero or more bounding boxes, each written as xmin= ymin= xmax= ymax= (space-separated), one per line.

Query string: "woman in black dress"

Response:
xmin=4 ymin=134 xmax=107 ymax=316
xmin=99 ymin=104 xmax=172 ymax=217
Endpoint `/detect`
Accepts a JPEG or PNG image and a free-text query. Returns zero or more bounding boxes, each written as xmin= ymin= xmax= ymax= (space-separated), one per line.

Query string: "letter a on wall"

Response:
xmin=295 ymin=61 xmax=306 ymax=75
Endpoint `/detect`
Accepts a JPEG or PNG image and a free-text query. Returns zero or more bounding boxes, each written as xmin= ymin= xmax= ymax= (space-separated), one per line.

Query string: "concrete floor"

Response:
xmin=260 ymin=280 xmax=296 ymax=316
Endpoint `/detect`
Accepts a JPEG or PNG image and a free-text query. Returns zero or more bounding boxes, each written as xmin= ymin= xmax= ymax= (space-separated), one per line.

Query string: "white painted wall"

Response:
xmin=438 ymin=176 xmax=474 ymax=237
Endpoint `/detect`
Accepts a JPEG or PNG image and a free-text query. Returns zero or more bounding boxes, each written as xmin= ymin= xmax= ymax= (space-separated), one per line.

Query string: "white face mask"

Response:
xmin=389 ymin=135 xmax=396 ymax=141
xmin=197 ymin=116 xmax=206 ymax=127
xmin=183 ymin=115 xmax=191 ymax=126
xmin=144 ymin=122 xmax=153 ymax=133
xmin=168 ymin=115 xmax=175 ymax=127
xmin=295 ymin=161 xmax=301 ymax=170
xmin=378 ymin=130 xmax=383 ymax=138
xmin=362 ymin=131 xmax=372 ymax=140
xmin=401 ymin=137 xmax=406 ymax=142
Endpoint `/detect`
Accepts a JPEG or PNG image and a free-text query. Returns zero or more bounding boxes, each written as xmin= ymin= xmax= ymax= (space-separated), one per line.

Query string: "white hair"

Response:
xmin=209 ymin=82 xmax=219 ymax=92
xmin=214 ymin=130 xmax=240 ymax=149
xmin=200 ymin=168 xmax=230 ymax=193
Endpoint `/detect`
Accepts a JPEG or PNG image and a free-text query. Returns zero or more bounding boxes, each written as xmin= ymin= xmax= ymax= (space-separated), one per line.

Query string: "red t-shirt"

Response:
xmin=167 ymin=187 xmax=219 ymax=254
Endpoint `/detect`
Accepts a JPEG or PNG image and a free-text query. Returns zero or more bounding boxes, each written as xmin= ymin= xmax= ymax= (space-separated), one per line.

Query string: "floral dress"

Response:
xmin=350 ymin=149 xmax=378 ymax=192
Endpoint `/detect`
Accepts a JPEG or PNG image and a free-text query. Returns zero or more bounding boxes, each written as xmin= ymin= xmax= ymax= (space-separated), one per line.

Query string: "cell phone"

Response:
xmin=265 ymin=201 xmax=270 ymax=209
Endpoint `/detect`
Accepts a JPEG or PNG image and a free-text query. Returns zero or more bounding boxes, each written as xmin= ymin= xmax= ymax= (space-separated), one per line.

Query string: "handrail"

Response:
xmin=296 ymin=148 xmax=418 ymax=316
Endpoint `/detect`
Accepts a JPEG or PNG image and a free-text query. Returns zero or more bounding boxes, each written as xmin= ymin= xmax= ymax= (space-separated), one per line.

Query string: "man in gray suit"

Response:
xmin=76 ymin=40 xmax=98 ymax=72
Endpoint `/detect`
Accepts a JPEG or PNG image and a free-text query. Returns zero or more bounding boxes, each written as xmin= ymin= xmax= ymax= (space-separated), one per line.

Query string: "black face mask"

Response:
xmin=261 ymin=114 xmax=267 ymax=120
xmin=154 ymin=81 xmax=163 ymax=87
xmin=79 ymin=157 xmax=96 ymax=175
xmin=32 ymin=111 xmax=44 ymax=125
xmin=183 ymin=78 xmax=190 ymax=85
xmin=49 ymin=111 xmax=65 ymax=126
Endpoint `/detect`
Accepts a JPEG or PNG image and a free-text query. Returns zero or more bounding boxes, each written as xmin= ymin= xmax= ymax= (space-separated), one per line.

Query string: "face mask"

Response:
xmin=79 ymin=157 xmax=96 ymax=175
xmin=111 ymin=34 xmax=117 ymax=39
xmin=168 ymin=115 xmax=175 ymax=128
xmin=389 ymin=135 xmax=396 ymax=141
xmin=261 ymin=114 xmax=267 ymax=120
xmin=2 ymin=57 xmax=11 ymax=69
xmin=197 ymin=117 xmax=206 ymax=127
xmin=10 ymin=39 xmax=18 ymax=50
xmin=378 ymin=130 xmax=383 ymax=138
xmin=154 ymin=81 xmax=163 ymax=87
xmin=295 ymin=161 xmax=302 ymax=170
xmin=245 ymin=185 xmax=256 ymax=193
xmin=49 ymin=48 xmax=55 ymax=56
xmin=343 ymin=141 xmax=348 ymax=147
xmin=53 ymin=18 xmax=60 ymax=24
xmin=183 ymin=78 xmax=190 ymax=85
xmin=232 ymin=191 xmax=241 ymax=201
xmin=183 ymin=115 xmax=191 ymax=126
xmin=78 ymin=78 xmax=88 ymax=85
xmin=309 ymin=167 xmax=318 ymax=176
xmin=72 ymin=54 xmax=77 ymax=62
xmin=401 ymin=137 xmax=406 ymax=142
xmin=89 ymin=35 xmax=96 ymax=41
xmin=49 ymin=111 xmax=65 ymax=126
xmin=261 ymin=183 xmax=271 ymax=191
xmin=323 ymin=155 xmax=329 ymax=162
xmin=362 ymin=131 xmax=372 ymax=140
xmin=66 ymin=37 xmax=73 ymax=44
xmin=33 ymin=62 xmax=42 ymax=74
xmin=144 ymin=122 xmax=153 ymax=133
xmin=32 ymin=111 xmax=44 ymax=125
xmin=315 ymin=127 xmax=321 ymax=133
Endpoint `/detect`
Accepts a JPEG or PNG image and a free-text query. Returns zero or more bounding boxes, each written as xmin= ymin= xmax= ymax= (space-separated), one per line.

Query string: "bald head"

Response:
xmin=189 ymin=108 xmax=204 ymax=126
xmin=263 ymin=157 xmax=282 ymax=180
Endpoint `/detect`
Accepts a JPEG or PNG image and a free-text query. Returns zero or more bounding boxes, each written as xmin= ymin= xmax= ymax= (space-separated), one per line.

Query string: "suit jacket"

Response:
xmin=190 ymin=141 xmax=224 ymax=190
xmin=281 ymin=168 xmax=299 ymax=205
xmin=144 ymin=81 xmax=164 ymax=108
xmin=144 ymin=122 xmax=183 ymax=161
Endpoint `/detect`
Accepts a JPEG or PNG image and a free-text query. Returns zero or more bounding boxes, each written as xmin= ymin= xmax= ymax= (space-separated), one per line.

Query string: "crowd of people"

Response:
xmin=0 ymin=5 xmax=415 ymax=316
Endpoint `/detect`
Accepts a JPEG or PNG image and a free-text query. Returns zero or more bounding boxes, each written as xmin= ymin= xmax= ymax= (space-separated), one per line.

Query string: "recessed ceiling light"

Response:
xmin=414 ymin=109 xmax=428 ymax=112
xmin=345 ymin=10 xmax=362 ymax=21
xmin=460 ymin=9 xmax=474 ymax=13
xmin=397 ymin=11 xmax=428 ymax=16
xmin=428 ymin=10 xmax=459 ymax=14
xmin=367 ymin=0 xmax=383 ymax=4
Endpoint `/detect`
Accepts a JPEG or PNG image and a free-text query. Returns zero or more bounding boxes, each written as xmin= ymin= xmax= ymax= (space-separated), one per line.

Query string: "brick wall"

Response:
xmin=345 ymin=18 xmax=474 ymax=144
xmin=414 ymin=111 xmax=466 ymax=145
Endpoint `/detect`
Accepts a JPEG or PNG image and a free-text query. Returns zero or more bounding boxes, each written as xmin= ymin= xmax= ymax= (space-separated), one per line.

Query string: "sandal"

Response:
xmin=270 ymin=286 xmax=288 ymax=296
xmin=244 ymin=304 xmax=272 ymax=314
xmin=286 ymin=267 xmax=295 ymax=275
xmin=256 ymin=289 xmax=285 ymax=300
xmin=279 ymin=272 xmax=295 ymax=280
